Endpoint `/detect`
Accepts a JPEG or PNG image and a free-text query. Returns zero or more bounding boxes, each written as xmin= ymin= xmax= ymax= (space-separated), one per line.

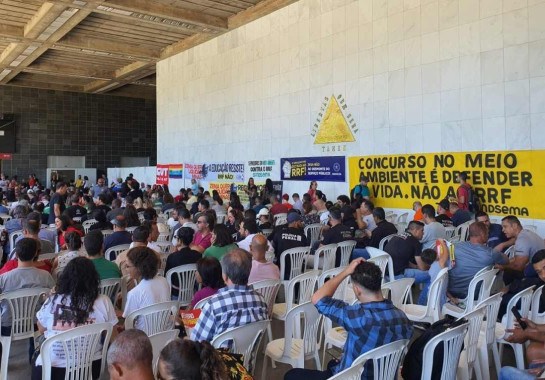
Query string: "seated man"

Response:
xmin=420 ymin=204 xmax=446 ymax=250
xmin=284 ymin=259 xmax=413 ymax=380
xmin=316 ymin=208 xmax=352 ymax=266
xmin=498 ymin=215 xmax=545 ymax=284
xmin=104 ymin=215 xmax=132 ymax=251
xmin=191 ymin=248 xmax=268 ymax=342
xmin=85 ymin=230 xmax=121 ymax=280
xmin=385 ymin=221 xmax=427 ymax=283
xmin=500 ymin=250 xmax=545 ymax=369
xmin=449 ymin=200 xmax=472 ymax=227
xmin=0 ymin=238 xmax=55 ymax=358
xmin=248 ymin=234 xmax=280 ymax=284
xmin=447 ymin=222 xmax=508 ymax=303
xmin=351 ymin=207 xmax=397 ymax=259
xmin=271 ymin=212 xmax=307 ymax=279
xmin=107 ymin=329 xmax=154 ymax=380
xmin=435 ymin=199 xmax=453 ymax=227
xmin=475 ymin=211 xmax=514 ymax=251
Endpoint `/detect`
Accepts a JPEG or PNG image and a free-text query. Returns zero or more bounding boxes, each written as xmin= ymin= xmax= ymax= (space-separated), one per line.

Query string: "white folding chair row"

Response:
xmin=105 ymin=244 xmax=130 ymax=262
xmin=124 ymin=301 xmax=179 ymax=336
xmin=442 ymin=267 xmax=498 ymax=318
xmin=328 ymin=339 xmax=410 ymax=380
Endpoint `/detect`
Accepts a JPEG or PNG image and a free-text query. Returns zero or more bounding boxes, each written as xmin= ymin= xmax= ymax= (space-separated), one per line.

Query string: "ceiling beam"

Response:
xmin=84 ymin=61 xmax=154 ymax=93
xmin=24 ymin=2 xmax=67 ymax=39
xmin=23 ymin=62 xmax=112 ymax=80
xmin=229 ymin=0 xmax=299 ymax=29
xmin=103 ymin=0 xmax=228 ymax=32
xmin=57 ymin=35 xmax=161 ymax=60
xmin=0 ymin=25 xmax=23 ymax=39
xmin=4 ymin=80 xmax=83 ymax=92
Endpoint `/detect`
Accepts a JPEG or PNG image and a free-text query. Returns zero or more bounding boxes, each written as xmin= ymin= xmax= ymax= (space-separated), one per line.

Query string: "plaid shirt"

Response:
xmin=191 ymin=285 xmax=268 ymax=343
xmin=317 ymin=297 xmax=413 ymax=378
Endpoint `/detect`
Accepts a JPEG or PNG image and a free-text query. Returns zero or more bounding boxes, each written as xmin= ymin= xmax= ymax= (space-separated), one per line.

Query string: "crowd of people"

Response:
xmin=0 ymin=171 xmax=543 ymax=379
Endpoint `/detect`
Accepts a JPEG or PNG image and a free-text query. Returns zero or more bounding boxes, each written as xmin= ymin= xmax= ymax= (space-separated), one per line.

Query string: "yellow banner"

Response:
xmin=348 ymin=151 xmax=545 ymax=219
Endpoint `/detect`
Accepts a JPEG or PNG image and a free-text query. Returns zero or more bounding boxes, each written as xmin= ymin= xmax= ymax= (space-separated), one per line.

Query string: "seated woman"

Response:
xmin=55 ymin=214 xmax=84 ymax=250
xmin=32 ymin=257 xmax=118 ymax=380
xmin=158 ymin=338 xmax=251 ymax=380
xmin=165 ymin=227 xmax=201 ymax=297
xmin=190 ymin=257 xmax=225 ymax=309
xmin=123 ymin=246 xmax=170 ymax=330
xmin=203 ymin=224 xmax=237 ymax=261
xmin=52 ymin=232 xmax=83 ymax=279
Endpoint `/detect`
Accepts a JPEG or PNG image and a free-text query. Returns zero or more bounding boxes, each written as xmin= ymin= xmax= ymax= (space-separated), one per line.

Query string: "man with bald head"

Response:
xmin=248 ymin=234 xmax=280 ymax=283
xmin=107 ymin=329 xmax=154 ymax=380
xmin=447 ymin=221 xmax=509 ymax=302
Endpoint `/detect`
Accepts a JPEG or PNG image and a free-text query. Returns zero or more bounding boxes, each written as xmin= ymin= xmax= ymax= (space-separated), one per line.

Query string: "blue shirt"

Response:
xmin=104 ymin=231 xmax=132 ymax=253
xmin=315 ymin=297 xmax=413 ymax=378
xmin=451 ymin=209 xmax=472 ymax=227
xmin=487 ymin=223 xmax=507 ymax=249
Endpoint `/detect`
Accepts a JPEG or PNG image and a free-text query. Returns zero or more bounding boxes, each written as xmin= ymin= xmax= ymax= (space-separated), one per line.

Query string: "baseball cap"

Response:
xmin=287 ymin=212 xmax=302 ymax=224
xmin=110 ymin=215 xmax=127 ymax=228
xmin=257 ymin=208 xmax=269 ymax=217
xmin=437 ymin=199 xmax=450 ymax=210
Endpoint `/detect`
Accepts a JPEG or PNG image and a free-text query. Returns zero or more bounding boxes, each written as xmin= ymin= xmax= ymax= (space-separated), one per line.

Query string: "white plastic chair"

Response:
xmin=378 ymin=233 xmax=397 ymax=251
xmin=328 ymin=339 xmax=410 ymax=380
xmin=149 ymin=329 xmax=178 ymax=377
xmin=154 ymin=241 xmax=172 ymax=254
xmin=445 ymin=226 xmax=456 ymax=239
xmin=274 ymin=213 xmax=288 ymax=226
xmin=82 ymin=219 xmax=97 ymax=234
xmin=381 ymin=278 xmax=414 ymax=308
xmin=496 ymin=286 xmax=535 ymax=371
xmin=400 ymin=267 xmax=448 ymax=323
xmin=72 ymin=216 xmax=82 ymax=223
xmin=101 ymin=229 xmax=114 ymax=239
xmin=8 ymin=229 xmax=23 ymax=253
xmin=368 ymin=254 xmax=390 ymax=284
xmin=476 ymin=293 xmax=502 ymax=380
xmin=212 ymin=320 xmax=270 ymax=375
xmin=124 ymin=301 xmax=178 ymax=336
xmin=442 ymin=268 xmax=498 ymax=318
xmin=272 ymin=270 xmax=319 ymax=323
xmin=366 ymin=246 xmax=395 ymax=282
xmin=104 ymin=244 xmax=130 ymax=262
xmin=0 ymin=287 xmax=49 ymax=380
xmin=38 ymin=252 xmax=57 ymax=261
xmin=449 ymin=221 xmax=472 ymax=243
xmin=457 ymin=306 xmax=486 ymax=380
xmin=279 ymin=246 xmax=310 ymax=284
xmin=156 ymin=233 xmax=170 ymax=242
xmin=40 ymin=322 xmax=113 ymax=380
xmin=165 ymin=264 xmax=197 ymax=307
xmin=422 ymin=323 xmax=469 ymax=380
xmin=307 ymin=243 xmax=337 ymax=271
xmin=216 ymin=213 xmax=227 ymax=224
xmin=505 ymin=245 xmax=516 ymax=260
xmin=251 ymin=279 xmax=282 ymax=319
xmin=126 ymin=226 xmax=138 ymax=235
xmin=337 ymin=240 xmax=356 ymax=267
xmin=193 ymin=295 xmax=214 ymax=310
xmin=261 ymin=228 xmax=273 ymax=238
xmin=98 ymin=278 xmax=121 ymax=304
xmin=263 ymin=302 xmax=321 ymax=377
xmin=531 ymin=285 xmax=545 ymax=324
xmin=304 ymin=223 xmax=322 ymax=247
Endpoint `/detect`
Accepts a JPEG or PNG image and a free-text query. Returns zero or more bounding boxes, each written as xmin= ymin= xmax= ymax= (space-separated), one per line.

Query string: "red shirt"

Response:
xmin=457 ymin=185 xmax=470 ymax=210
xmin=270 ymin=203 xmax=289 ymax=216
xmin=0 ymin=260 xmax=52 ymax=275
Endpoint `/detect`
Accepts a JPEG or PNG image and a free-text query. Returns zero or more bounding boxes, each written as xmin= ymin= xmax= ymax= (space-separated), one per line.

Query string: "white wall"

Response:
xmin=157 ymin=0 xmax=545 ymax=228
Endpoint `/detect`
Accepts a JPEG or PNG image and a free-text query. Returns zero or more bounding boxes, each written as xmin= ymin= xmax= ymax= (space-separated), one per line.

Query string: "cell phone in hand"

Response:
xmin=511 ymin=306 xmax=528 ymax=329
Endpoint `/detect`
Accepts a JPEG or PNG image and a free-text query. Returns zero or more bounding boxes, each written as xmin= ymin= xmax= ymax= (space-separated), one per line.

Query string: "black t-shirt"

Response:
xmin=273 ymin=226 xmax=308 ymax=261
xmin=385 ymin=232 xmax=423 ymax=275
xmin=48 ymin=192 xmax=66 ymax=224
xmin=96 ymin=204 xmax=111 ymax=214
xmin=436 ymin=214 xmax=453 ymax=227
xmin=322 ymin=224 xmax=353 ymax=245
xmin=368 ymin=220 xmax=398 ymax=248
xmin=63 ymin=205 xmax=87 ymax=219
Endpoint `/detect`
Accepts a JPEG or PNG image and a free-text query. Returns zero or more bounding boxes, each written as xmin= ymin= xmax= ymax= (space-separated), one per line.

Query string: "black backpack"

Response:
xmin=465 ymin=185 xmax=480 ymax=213
xmin=401 ymin=317 xmax=466 ymax=380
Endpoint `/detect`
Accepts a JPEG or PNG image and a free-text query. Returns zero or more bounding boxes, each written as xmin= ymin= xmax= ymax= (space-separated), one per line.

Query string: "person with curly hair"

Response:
xmin=122 ymin=246 xmax=170 ymax=330
xmin=157 ymin=339 xmax=228 ymax=380
xmin=32 ymin=257 xmax=118 ymax=380
xmin=55 ymin=214 xmax=84 ymax=250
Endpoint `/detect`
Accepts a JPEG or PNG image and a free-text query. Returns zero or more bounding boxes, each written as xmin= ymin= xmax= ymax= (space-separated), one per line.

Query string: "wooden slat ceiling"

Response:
xmin=0 ymin=0 xmax=298 ymax=99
